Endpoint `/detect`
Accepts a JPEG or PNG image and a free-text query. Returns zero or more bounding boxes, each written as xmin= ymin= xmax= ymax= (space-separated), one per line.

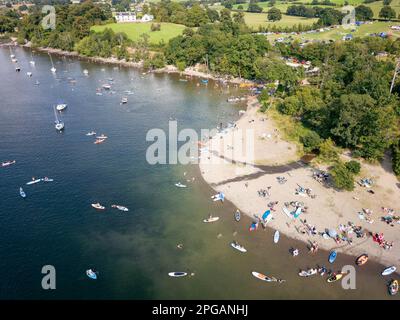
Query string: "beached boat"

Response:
xmin=175 ymin=182 xmax=187 ymax=188
xmin=1 ymin=160 xmax=16 ymax=167
xmin=91 ymin=203 xmax=106 ymax=210
xmin=389 ymin=280 xmax=399 ymax=296
xmin=234 ymin=210 xmax=241 ymax=222
xmin=203 ymin=216 xmax=219 ymax=223
xmin=298 ymin=268 xmax=317 ymax=277
xmin=168 ymin=272 xmax=187 ymax=277
xmin=53 ymin=106 xmax=65 ymax=131
xmin=56 ymin=103 xmax=67 ymax=111
xmin=86 ymin=269 xmax=97 ymax=280
xmin=356 ymin=254 xmax=368 ymax=266
xmin=252 ymin=271 xmax=277 ymax=282
xmin=19 ymin=187 xmax=26 ymax=198
xmin=382 ymin=266 xmax=396 ymax=276
xmin=273 ymin=230 xmax=280 ymax=243
xmin=328 ymin=251 xmax=337 ymax=263
xmin=111 ymin=205 xmax=129 ymax=212
xmin=327 ymin=273 xmax=344 ymax=283
xmin=231 ymin=241 xmax=247 ymax=253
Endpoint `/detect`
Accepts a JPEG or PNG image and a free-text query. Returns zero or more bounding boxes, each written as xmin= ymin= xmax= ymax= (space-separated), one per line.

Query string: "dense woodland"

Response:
xmin=1 ymin=1 xmax=400 ymax=180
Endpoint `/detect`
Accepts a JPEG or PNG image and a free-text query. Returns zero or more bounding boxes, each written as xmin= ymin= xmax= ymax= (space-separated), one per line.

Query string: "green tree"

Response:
xmin=345 ymin=160 xmax=361 ymax=175
xmin=330 ymin=162 xmax=355 ymax=191
xmin=379 ymin=5 xmax=396 ymax=20
xmin=355 ymin=5 xmax=374 ymax=20
xmin=268 ymin=8 xmax=282 ymax=21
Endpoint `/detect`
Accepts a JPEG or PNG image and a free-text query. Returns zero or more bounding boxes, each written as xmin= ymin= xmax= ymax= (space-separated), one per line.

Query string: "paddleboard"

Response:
xmin=252 ymin=272 xmax=276 ymax=282
xmin=168 ymin=272 xmax=187 ymax=277
xmin=273 ymin=230 xmax=280 ymax=243
xmin=282 ymin=207 xmax=293 ymax=219
xmin=328 ymin=251 xmax=337 ymax=263
xmin=382 ymin=266 xmax=396 ymax=276
xmin=203 ymin=217 xmax=219 ymax=223
xmin=26 ymin=179 xmax=41 ymax=185
xmin=231 ymin=242 xmax=247 ymax=253
xmin=327 ymin=273 xmax=343 ymax=283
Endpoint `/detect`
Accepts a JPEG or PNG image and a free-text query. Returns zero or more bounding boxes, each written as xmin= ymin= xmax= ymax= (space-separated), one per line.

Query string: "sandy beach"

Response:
xmin=199 ymin=96 xmax=400 ymax=268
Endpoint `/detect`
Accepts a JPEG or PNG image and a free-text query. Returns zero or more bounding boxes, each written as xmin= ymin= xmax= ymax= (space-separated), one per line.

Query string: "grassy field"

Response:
xmin=91 ymin=22 xmax=186 ymax=44
xmin=266 ymin=21 xmax=400 ymax=42
xmin=243 ymin=12 xmax=319 ymax=28
xmin=366 ymin=0 xmax=400 ymax=18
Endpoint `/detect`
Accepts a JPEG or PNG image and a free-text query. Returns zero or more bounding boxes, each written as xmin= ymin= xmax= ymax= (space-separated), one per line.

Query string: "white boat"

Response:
xmin=231 ymin=241 xmax=247 ymax=253
xmin=298 ymin=268 xmax=318 ymax=277
xmin=56 ymin=103 xmax=67 ymax=111
xmin=96 ymin=134 xmax=108 ymax=140
xmin=26 ymin=178 xmax=41 ymax=185
xmin=175 ymin=182 xmax=187 ymax=188
xmin=91 ymin=203 xmax=106 ymax=210
xmin=86 ymin=269 xmax=97 ymax=280
xmin=273 ymin=230 xmax=280 ymax=243
xmin=382 ymin=266 xmax=396 ymax=276
xmin=102 ymin=84 xmax=111 ymax=90
xmin=203 ymin=216 xmax=219 ymax=223
xmin=83 ymin=69 xmax=89 ymax=75
xmin=1 ymin=160 xmax=16 ymax=167
xmin=168 ymin=272 xmax=187 ymax=277
xmin=53 ymin=106 xmax=65 ymax=131
xmin=86 ymin=131 xmax=96 ymax=136
xmin=29 ymin=48 xmax=35 ymax=66
xmin=26 ymin=72 xmax=32 ymax=77
xmin=111 ymin=204 xmax=129 ymax=212
xmin=120 ymin=97 xmax=128 ymax=104
xmin=41 ymin=177 xmax=54 ymax=182
xmin=19 ymin=187 xmax=26 ymax=198
xmin=252 ymin=272 xmax=277 ymax=282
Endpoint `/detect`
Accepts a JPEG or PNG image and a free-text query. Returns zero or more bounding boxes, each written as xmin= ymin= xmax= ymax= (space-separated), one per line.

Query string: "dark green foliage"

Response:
xmin=330 ymin=162 xmax=355 ymax=191
xmin=345 ymin=160 xmax=361 ymax=174
xmin=392 ymin=141 xmax=400 ymax=176
xmin=301 ymin=131 xmax=322 ymax=152
xmin=268 ymin=8 xmax=282 ymax=22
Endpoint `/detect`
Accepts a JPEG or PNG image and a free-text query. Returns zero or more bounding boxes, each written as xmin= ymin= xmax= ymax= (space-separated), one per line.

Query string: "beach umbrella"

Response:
xmin=328 ymin=229 xmax=337 ymax=238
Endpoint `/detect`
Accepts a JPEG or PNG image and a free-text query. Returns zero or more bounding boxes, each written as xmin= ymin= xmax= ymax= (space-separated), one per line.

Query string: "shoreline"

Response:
xmin=199 ymin=97 xmax=400 ymax=269
xmin=2 ymin=42 xmax=256 ymax=86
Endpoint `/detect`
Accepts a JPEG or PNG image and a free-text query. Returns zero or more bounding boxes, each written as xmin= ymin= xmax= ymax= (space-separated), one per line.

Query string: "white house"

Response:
xmin=115 ymin=12 xmax=137 ymax=23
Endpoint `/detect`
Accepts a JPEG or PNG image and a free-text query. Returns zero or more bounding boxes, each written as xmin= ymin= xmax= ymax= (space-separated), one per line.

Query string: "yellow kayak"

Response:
xmin=327 ymin=273 xmax=344 ymax=283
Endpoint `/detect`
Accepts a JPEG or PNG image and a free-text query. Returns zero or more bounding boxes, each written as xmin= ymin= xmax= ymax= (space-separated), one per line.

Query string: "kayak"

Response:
xmin=328 ymin=251 xmax=337 ymax=263
xmin=91 ymin=203 xmax=106 ymax=210
xmin=19 ymin=187 xmax=26 ymax=198
xmin=1 ymin=160 xmax=16 ymax=167
xmin=175 ymin=182 xmax=187 ymax=188
xmin=168 ymin=272 xmax=187 ymax=277
xmin=41 ymin=178 xmax=54 ymax=182
xmin=252 ymin=272 xmax=277 ymax=282
xmin=382 ymin=266 xmax=397 ymax=276
xmin=94 ymin=139 xmax=105 ymax=144
xmin=86 ymin=269 xmax=97 ymax=280
xmin=389 ymin=280 xmax=399 ymax=296
xmin=111 ymin=205 xmax=129 ymax=212
xmin=203 ymin=216 xmax=219 ymax=223
xmin=234 ymin=210 xmax=241 ymax=222
xmin=356 ymin=254 xmax=368 ymax=266
xmin=231 ymin=242 xmax=247 ymax=253
xmin=327 ymin=273 xmax=343 ymax=283
xmin=273 ymin=230 xmax=280 ymax=244
xmin=96 ymin=135 xmax=108 ymax=140
xmin=26 ymin=179 xmax=41 ymax=185
xmin=298 ymin=269 xmax=318 ymax=277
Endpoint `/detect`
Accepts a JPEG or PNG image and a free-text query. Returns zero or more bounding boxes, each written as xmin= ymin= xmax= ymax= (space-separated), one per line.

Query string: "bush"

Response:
xmin=176 ymin=61 xmax=186 ymax=72
xmin=345 ymin=160 xmax=361 ymax=174
xmin=330 ymin=162 xmax=355 ymax=191
xmin=318 ymin=138 xmax=339 ymax=162
xmin=301 ymin=131 xmax=322 ymax=152
xmin=392 ymin=141 xmax=400 ymax=176
xmin=150 ymin=23 xmax=161 ymax=32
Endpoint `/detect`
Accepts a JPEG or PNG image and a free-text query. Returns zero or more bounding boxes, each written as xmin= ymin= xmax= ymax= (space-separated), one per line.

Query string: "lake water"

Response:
xmin=0 ymin=46 xmax=396 ymax=299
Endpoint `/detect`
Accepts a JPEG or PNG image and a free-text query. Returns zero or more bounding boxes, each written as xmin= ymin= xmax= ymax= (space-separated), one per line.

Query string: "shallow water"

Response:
xmin=0 ymin=47 xmax=397 ymax=299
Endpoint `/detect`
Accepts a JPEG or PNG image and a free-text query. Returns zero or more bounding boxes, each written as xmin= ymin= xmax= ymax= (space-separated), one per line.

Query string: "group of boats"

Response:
xmin=19 ymin=177 xmax=54 ymax=198
xmin=91 ymin=203 xmax=129 ymax=212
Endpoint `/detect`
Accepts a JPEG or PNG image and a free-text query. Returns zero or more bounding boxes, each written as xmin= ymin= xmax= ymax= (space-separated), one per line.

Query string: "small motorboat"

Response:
xmin=328 ymin=251 xmax=337 ymax=263
xmin=15 ymin=66 xmax=21 ymax=72
xmin=382 ymin=266 xmax=397 ymax=276
xmin=26 ymin=72 xmax=32 ymax=77
xmin=1 ymin=160 xmax=16 ymax=167
xmin=83 ymin=69 xmax=89 ymax=76
xmin=120 ymin=97 xmax=128 ymax=104
xmin=26 ymin=178 xmax=41 ymax=185
xmin=86 ymin=131 xmax=96 ymax=136
xmin=19 ymin=187 xmax=26 ymax=198
xmin=203 ymin=216 xmax=219 ymax=223
xmin=86 ymin=269 xmax=97 ymax=280
xmin=111 ymin=205 xmax=129 ymax=212
xmin=175 ymin=182 xmax=187 ymax=188
xmin=231 ymin=241 xmax=247 ymax=253
xmin=55 ymin=122 xmax=65 ymax=131
xmin=91 ymin=203 xmax=106 ymax=210
xmin=234 ymin=210 xmax=241 ymax=222
xmin=102 ymin=84 xmax=111 ymax=90
xmin=298 ymin=268 xmax=318 ymax=277
xmin=356 ymin=254 xmax=368 ymax=266
xmin=96 ymin=134 xmax=108 ymax=140
xmin=94 ymin=139 xmax=105 ymax=144
xmin=56 ymin=103 xmax=67 ymax=111
xmin=327 ymin=273 xmax=344 ymax=283
xmin=389 ymin=280 xmax=399 ymax=296
xmin=51 ymin=67 xmax=56 ymax=73
xmin=168 ymin=272 xmax=187 ymax=277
